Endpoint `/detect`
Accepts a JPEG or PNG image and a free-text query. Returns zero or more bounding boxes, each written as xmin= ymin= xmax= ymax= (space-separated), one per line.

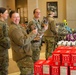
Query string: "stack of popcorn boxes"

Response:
xmin=34 ymin=46 xmax=76 ymax=75
xmin=70 ymin=47 xmax=76 ymax=75
xmin=34 ymin=60 xmax=46 ymax=75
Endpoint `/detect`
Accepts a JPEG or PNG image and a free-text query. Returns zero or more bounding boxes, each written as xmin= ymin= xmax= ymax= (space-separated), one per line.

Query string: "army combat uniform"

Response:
xmin=45 ymin=15 xmax=57 ymax=59
xmin=0 ymin=20 xmax=10 ymax=75
xmin=9 ymin=22 xmax=37 ymax=75
xmin=28 ymin=18 xmax=46 ymax=63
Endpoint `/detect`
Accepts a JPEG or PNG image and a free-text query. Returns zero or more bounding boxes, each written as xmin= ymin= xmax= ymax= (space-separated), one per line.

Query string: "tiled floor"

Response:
xmin=8 ymin=43 xmax=46 ymax=75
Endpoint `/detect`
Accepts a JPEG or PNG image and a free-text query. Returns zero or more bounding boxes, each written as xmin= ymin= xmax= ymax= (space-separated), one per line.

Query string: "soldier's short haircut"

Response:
xmin=33 ymin=8 xmax=39 ymax=14
xmin=9 ymin=10 xmax=17 ymax=18
xmin=33 ymin=8 xmax=37 ymax=14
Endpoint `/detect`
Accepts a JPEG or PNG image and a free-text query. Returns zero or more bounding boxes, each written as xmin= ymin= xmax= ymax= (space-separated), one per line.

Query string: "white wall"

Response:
xmin=7 ymin=0 xmax=15 ymax=10
xmin=66 ymin=0 xmax=76 ymax=28
xmin=0 ymin=0 xmax=7 ymax=7
xmin=0 ymin=0 xmax=66 ymax=24
xmin=27 ymin=0 xmax=66 ymax=23
xmin=27 ymin=0 xmax=38 ymax=21
xmin=38 ymin=0 xmax=66 ymax=22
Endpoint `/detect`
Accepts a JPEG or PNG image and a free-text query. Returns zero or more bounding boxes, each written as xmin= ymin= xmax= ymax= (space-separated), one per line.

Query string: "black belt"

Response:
xmin=31 ymin=40 xmax=39 ymax=43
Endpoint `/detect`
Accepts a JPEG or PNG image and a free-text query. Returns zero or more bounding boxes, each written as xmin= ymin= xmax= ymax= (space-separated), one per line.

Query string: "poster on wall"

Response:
xmin=47 ymin=1 xmax=58 ymax=18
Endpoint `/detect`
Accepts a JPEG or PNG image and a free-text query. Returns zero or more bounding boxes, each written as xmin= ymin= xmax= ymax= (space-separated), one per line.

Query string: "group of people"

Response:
xmin=0 ymin=7 xmax=57 ymax=75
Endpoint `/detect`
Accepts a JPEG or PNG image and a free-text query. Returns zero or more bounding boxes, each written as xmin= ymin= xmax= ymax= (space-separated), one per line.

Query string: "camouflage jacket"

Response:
xmin=9 ymin=22 xmax=36 ymax=61
xmin=28 ymin=18 xmax=46 ymax=42
xmin=0 ymin=20 xmax=10 ymax=50
xmin=44 ymin=16 xmax=57 ymax=37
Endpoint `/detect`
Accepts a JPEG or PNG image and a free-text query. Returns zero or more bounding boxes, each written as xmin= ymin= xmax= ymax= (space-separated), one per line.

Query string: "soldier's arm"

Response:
xmin=28 ymin=21 xmax=36 ymax=31
xmin=37 ymin=24 xmax=48 ymax=37
xmin=0 ymin=24 xmax=10 ymax=49
xmin=50 ymin=20 xmax=57 ymax=35
xmin=29 ymin=21 xmax=46 ymax=40
xmin=3 ymin=24 xmax=8 ymax=37
xmin=10 ymin=28 xmax=36 ymax=46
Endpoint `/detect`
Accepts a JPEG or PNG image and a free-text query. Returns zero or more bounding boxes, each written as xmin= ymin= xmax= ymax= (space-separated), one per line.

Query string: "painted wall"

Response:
xmin=0 ymin=0 xmax=7 ymax=7
xmin=15 ymin=0 xmax=27 ymax=23
xmin=66 ymin=0 xmax=76 ymax=28
xmin=38 ymin=0 xmax=66 ymax=23
xmin=7 ymin=0 xmax=15 ymax=10
xmin=0 ymin=0 xmax=66 ymax=23
xmin=27 ymin=0 xmax=38 ymax=21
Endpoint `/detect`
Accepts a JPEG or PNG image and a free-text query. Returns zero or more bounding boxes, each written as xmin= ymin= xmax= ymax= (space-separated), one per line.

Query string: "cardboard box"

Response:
xmin=60 ymin=66 xmax=70 ymax=75
xmin=70 ymin=49 xmax=76 ymax=66
xmin=56 ymin=46 xmax=72 ymax=51
xmin=34 ymin=60 xmax=46 ymax=75
xmin=47 ymin=56 xmax=52 ymax=60
xmin=61 ymin=50 xmax=71 ymax=66
xmin=52 ymin=49 xmax=62 ymax=66
xmin=43 ymin=59 xmax=53 ymax=75
xmin=70 ymin=66 xmax=76 ymax=75
xmin=51 ymin=66 xmax=60 ymax=75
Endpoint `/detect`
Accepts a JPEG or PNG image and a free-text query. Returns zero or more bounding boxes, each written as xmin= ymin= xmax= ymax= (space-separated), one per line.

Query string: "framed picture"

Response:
xmin=47 ymin=1 xmax=58 ymax=18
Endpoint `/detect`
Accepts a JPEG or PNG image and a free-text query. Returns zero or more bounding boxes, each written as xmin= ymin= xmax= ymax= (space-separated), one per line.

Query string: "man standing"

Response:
xmin=28 ymin=8 xmax=48 ymax=63
xmin=45 ymin=8 xmax=57 ymax=59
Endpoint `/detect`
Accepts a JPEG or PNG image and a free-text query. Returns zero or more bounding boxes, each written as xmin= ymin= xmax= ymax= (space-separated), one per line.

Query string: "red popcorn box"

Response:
xmin=64 ymin=46 xmax=72 ymax=50
xmin=70 ymin=66 xmax=76 ymax=75
xmin=51 ymin=66 xmax=60 ymax=75
xmin=72 ymin=46 xmax=76 ymax=49
xmin=56 ymin=46 xmax=66 ymax=50
xmin=56 ymin=46 xmax=72 ymax=50
xmin=34 ymin=60 xmax=46 ymax=75
xmin=47 ymin=56 xmax=52 ymax=60
xmin=61 ymin=50 xmax=71 ymax=66
xmin=43 ymin=59 xmax=53 ymax=75
xmin=70 ymin=49 xmax=76 ymax=66
xmin=52 ymin=49 xmax=62 ymax=66
xmin=60 ymin=66 xmax=70 ymax=75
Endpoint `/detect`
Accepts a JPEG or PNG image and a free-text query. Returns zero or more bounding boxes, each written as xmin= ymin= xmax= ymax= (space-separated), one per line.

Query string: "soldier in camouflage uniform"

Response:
xmin=28 ymin=8 xmax=48 ymax=63
xmin=44 ymin=8 xmax=57 ymax=59
xmin=0 ymin=7 xmax=10 ymax=75
xmin=9 ymin=10 xmax=38 ymax=75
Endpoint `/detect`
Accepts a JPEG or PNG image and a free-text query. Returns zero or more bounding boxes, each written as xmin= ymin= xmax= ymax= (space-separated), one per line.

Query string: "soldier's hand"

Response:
xmin=43 ymin=24 xmax=48 ymax=30
xmin=32 ymin=28 xmax=38 ymax=34
xmin=34 ymin=37 xmax=40 ymax=41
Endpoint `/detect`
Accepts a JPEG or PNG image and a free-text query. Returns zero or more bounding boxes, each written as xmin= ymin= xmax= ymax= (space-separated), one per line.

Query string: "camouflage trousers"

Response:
xmin=17 ymin=56 xmax=34 ymax=75
xmin=0 ymin=49 xmax=9 ymax=75
xmin=45 ymin=37 xmax=56 ymax=59
xmin=57 ymin=35 xmax=65 ymax=41
xmin=31 ymin=42 xmax=41 ymax=63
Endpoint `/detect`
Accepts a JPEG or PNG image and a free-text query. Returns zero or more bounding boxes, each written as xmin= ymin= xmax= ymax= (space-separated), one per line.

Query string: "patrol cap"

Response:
xmin=0 ymin=7 xmax=7 ymax=14
xmin=47 ymin=6 xmax=56 ymax=15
